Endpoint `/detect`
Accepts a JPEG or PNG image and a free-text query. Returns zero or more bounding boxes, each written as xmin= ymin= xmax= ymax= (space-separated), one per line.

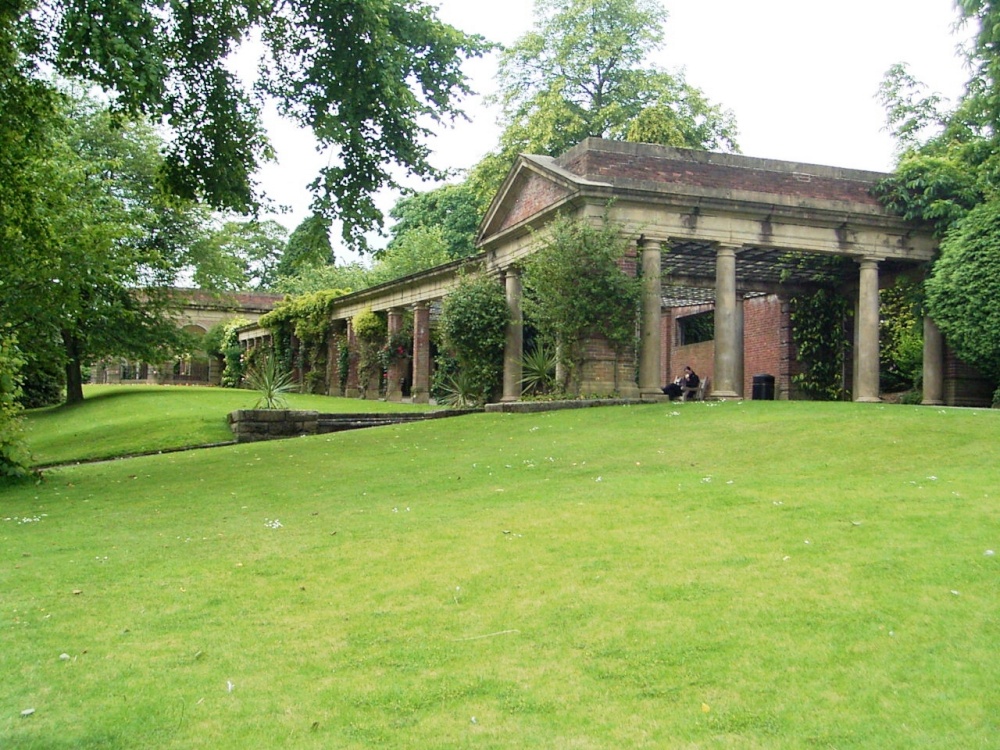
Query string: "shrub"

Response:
xmin=522 ymin=214 xmax=640 ymax=392
xmin=520 ymin=344 xmax=558 ymax=396
xmin=20 ymin=353 xmax=65 ymax=408
xmin=439 ymin=273 xmax=508 ymax=405
xmin=0 ymin=332 xmax=33 ymax=480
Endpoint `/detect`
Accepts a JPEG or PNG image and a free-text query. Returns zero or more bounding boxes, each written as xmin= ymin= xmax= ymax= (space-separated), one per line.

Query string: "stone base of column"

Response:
xmin=500 ymin=395 xmax=520 ymax=403
xmin=411 ymin=389 xmax=429 ymax=404
xmin=854 ymin=395 xmax=882 ymax=403
xmin=921 ymin=398 xmax=944 ymax=406
xmin=346 ymin=387 xmax=360 ymax=399
xmin=709 ymin=389 xmax=740 ymax=400
xmin=639 ymin=388 xmax=667 ymax=400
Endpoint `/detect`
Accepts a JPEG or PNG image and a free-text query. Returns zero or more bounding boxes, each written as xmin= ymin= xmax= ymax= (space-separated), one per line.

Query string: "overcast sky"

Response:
xmin=254 ymin=0 xmax=974 ymax=262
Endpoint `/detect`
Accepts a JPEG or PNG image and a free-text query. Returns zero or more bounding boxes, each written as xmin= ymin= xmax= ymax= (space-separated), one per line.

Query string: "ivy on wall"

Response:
xmin=259 ymin=289 xmax=349 ymax=393
xmin=351 ymin=308 xmax=387 ymax=398
xmin=783 ymin=254 xmax=853 ymax=401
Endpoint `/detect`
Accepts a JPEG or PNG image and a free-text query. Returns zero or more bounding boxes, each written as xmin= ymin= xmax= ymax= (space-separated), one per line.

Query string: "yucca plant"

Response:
xmin=520 ymin=344 xmax=558 ymax=396
xmin=243 ymin=352 xmax=296 ymax=409
xmin=435 ymin=370 xmax=480 ymax=408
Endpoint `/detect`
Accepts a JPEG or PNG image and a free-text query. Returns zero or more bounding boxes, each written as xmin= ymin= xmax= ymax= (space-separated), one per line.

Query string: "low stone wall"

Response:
xmin=228 ymin=408 xmax=479 ymax=443
xmin=228 ymin=410 xmax=320 ymax=443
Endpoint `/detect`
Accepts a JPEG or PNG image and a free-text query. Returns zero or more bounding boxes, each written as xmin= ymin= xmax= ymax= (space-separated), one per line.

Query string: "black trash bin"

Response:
xmin=752 ymin=374 xmax=775 ymax=400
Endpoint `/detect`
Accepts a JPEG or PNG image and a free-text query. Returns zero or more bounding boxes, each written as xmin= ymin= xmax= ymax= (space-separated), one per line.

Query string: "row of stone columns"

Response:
xmin=634 ymin=241 xmax=944 ymax=404
xmin=336 ymin=245 xmax=947 ymax=406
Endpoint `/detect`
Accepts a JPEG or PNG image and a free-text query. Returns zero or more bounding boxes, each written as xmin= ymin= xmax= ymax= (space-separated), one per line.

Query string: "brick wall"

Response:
xmin=743 ymin=295 xmax=795 ymax=399
xmin=557 ymin=148 xmax=882 ymax=207
xmin=498 ymin=173 xmax=571 ymax=232
xmin=944 ymin=348 xmax=994 ymax=407
xmin=664 ymin=295 xmax=799 ymax=398
xmin=576 ymin=334 xmax=639 ymax=397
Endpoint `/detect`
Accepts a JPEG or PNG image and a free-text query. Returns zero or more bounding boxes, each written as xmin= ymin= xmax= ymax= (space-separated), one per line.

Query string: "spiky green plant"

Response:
xmin=435 ymin=370 xmax=479 ymax=408
xmin=520 ymin=344 xmax=558 ymax=396
xmin=244 ymin=352 xmax=296 ymax=409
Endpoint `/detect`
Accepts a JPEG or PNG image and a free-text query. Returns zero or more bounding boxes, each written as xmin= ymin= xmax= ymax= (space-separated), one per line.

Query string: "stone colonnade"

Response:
xmin=631 ymin=242 xmax=944 ymax=404
xmin=327 ymin=244 xmax=945 ymax=406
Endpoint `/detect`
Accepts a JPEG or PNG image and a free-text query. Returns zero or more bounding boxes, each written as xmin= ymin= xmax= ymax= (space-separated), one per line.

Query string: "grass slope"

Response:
xmin=23 ymin=385 xmax=434 ymax=466
xmin=2 ymin=398 xmax=999 ymax=748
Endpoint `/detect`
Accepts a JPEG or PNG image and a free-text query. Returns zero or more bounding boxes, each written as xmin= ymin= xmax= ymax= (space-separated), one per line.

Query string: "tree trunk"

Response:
xmin=62 ymin=331 xmax=85 ymax=404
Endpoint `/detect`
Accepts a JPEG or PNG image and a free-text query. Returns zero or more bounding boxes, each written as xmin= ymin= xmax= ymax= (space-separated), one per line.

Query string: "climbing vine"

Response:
xmin=782 ymin=254 xmax=854 ymax=400
xmin=259 ymin=288 xmax=349 ymax=393
xmin=352 ymin=309 xmax=387 ymax=397
xmin=789 ymin=288 xmax=851 ymax=400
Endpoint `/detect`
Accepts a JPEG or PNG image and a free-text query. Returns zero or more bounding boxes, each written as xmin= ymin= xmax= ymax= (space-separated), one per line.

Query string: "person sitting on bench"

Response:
xmin=662 ymin=366 xmax=700 ymax=400
xmin=680 ymin=366 xmax=700 ymax=400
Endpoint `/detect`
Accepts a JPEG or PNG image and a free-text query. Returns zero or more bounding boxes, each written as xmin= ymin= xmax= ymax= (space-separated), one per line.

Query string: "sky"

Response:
xmin=252 ymin=0 xmax=975 ymax=262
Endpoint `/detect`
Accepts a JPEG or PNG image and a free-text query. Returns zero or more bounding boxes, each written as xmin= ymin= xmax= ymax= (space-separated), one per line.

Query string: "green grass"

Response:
xmin=3 ymin=397 xmax=999 ymax=748
xmin=23 ymin=385 xmax=435 ymax=466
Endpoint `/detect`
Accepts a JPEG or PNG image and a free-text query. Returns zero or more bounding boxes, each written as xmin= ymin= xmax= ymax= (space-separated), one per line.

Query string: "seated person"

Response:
xmin=680 ymin=366 xmax=700 ymax=400
xmin=662 ymin=378 xmax=683 ymax=400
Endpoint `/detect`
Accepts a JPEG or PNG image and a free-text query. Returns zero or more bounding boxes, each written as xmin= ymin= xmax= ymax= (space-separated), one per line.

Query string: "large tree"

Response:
xmin=2 ymin=92 xmax=208 ymax=404
xmin=874 ymin=2 xmax=1000 ymax=396
xmin=467 ymin=0 xmax=738 ymax=206
xmin=188 ymin=218 xmax=288 ymax=291
xmin=385 ymin=183 xmax=481 ymax=261
xmin=2 ymin=0 xmax=488 ymax=247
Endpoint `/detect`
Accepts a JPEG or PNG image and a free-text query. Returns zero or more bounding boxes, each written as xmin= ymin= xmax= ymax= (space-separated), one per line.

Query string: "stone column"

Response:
xmin=411 ymin=302 xmax=431 ymax=404
xmin=854 ymin=257 xmax=881 ymax=402
xmin=922 ymin=316 xmax=945 ymax=406
xmin=385 ymin=307 xmax=404 ymax=402
xmin=638 ymin=238 xmax=663 ymax=398
xmin=734 ymin=294 xmax=745 ymax=398
xmin=711 ymin=245 xmax=741 ymax=398
xmin=345 ymin=319 xmax=360 ymax=398
xmin=502 ymin=268 xmax=524 ymax=402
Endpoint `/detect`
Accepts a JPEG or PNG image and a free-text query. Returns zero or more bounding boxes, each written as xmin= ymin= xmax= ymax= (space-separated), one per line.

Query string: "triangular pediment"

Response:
xmin=477 ymin=156 xmax=583 ymax=244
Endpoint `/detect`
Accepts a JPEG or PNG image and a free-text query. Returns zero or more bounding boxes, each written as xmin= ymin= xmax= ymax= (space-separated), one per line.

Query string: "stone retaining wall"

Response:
xmin=228 ymin=410 xmax=320 ymax=443
xmin=228 ymin=408 xmax=479 ymax=443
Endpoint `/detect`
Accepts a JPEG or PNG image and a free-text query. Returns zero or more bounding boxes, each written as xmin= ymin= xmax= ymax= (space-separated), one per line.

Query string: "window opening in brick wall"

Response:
xmin=678 ymin=311 xmax=714 ymax=345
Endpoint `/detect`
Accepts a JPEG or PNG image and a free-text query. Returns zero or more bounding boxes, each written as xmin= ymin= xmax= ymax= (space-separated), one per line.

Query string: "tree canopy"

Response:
xmin=2 ymin=0 xmax=489 ymax=247
xmin=466 ymin=0 xmax=738 ymax=206
xmin=0 ymin=92 xmax=203 ymax=404
xmin=874 ymin=1 xmax=1000 ymax=395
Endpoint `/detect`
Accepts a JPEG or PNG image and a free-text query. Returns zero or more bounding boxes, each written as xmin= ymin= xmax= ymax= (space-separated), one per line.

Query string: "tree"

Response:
xmin=0 ymin=91 xmax=201 ymax=404
xmin=368 ymin=226 xmax=453 ymax=285
xmin=385 ymin=183 xmax=482 ymax=261
xmin=189 ymin=218 xmax=288 ymax=290
xmin=521 ymin=214 xmax=640 ymax=391
xmin=3 ymin=0 xmax=488 ymax=247
xmin=277 ymin=214 xmax=335 ymax=278
xmin=467 ymin=0 xmax=738 ymax=206
xmin=873 ymin=5 xmax=1000 ymax=397
xmin=925 ymin=200 xmax=1000 ymax=382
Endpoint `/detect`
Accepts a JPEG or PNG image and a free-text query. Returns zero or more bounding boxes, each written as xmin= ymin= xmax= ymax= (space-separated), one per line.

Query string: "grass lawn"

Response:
xmin=2 ymin=395 xmax=999 ymax=748
xmin=23 ymin=385 xmax=435 ymax=467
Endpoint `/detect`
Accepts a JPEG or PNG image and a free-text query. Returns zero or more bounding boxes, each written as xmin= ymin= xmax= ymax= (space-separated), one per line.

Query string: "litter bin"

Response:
xmin=752 ymin=374 xmax=775 ymax=400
